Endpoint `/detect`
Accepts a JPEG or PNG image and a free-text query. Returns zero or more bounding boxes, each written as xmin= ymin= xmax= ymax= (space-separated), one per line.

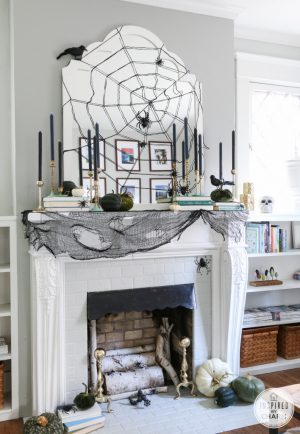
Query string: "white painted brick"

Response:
xmin=133 ymin=275 xmax=154 ymax=288
xmin=122 ymin=265 xmax=143 ymax=277
xmin=142 ymin=263 xmax=164 ymax=275
xmin=111 ymin=277 xmax=134 ymax=290
xmin=164 ymin=262 xmax=184 ymax=274
xmin=87 ymin=278 xmax=112 ymax=291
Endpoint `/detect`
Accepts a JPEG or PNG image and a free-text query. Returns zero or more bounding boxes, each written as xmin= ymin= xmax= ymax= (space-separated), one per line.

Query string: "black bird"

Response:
xmin=210 ymin=175 xmax=234 ymax=187
xmin=56 ymin=45 xmax=87 ymax=60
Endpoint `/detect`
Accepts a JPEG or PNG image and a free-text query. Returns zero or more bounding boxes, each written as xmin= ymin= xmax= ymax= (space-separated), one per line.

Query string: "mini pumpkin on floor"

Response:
xmin=24 ymin=413 xmax=64 ymax=433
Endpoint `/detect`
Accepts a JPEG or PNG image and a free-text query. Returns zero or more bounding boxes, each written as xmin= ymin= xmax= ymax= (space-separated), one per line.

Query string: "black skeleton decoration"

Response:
xmin=129 ymin=389 xmax=151 ymax=407
xmin=194 ymin=256 xmax=211 ymax=275
xmin=136 ymin=110 xmax=152 ymax=130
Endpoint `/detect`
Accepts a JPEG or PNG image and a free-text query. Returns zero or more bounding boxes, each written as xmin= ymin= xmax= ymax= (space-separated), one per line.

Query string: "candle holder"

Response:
xmin=49 ymin=160 xmax=56 ymax=196
xmin=90 ymin=180 xmax=102 ymax=212
xmin=199 ymin=174 xmax=204 ymax=196
xmin=88 ymin=171 xmax=93 ymax=204
xmin=231 ymin=169 xmax=237 ymax=201
xmin=195 ymin=169 xmax=200 ymax=195
xmin=34 ymin=180 xmax=45 ymax=212
xmin=94 ymin=348 xmax=112 ymax=412
xmin=58 ymin=186 xmax=64 ymax=195
xmin=174 ymin=337 xmax=196 ymax=399
xmin=171 ymin=163 xmax=177 ymax=202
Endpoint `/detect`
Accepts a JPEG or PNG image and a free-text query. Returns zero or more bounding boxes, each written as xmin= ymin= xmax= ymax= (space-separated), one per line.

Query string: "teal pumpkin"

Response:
xmin=215 ymin=387 xmax=237 ymax=407
xmin=74 ymin=383 xmax=96 ymax=410
xmin=100 ymin=193 xmax=122 ymax=211
xmin=24 ymin=413 xmax=64 ymax=434
xmin=232 ymin=374 xmax=265 ymax=403
xmin=210 ymin=188 xmax=233 ymax=202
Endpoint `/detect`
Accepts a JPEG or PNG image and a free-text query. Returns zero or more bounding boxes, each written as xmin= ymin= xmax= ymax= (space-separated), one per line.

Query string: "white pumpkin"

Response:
xmin=195 ymin=358 xmax=234 ymax=397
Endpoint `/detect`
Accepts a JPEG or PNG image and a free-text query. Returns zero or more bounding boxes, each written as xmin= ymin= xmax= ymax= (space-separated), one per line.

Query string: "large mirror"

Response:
xmin=62 ymin=25 xmax=203 ymax=203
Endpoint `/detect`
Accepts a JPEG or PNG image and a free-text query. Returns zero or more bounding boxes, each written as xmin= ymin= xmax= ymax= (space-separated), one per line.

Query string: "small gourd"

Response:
xmin=195 ymin=358 xmax=234 ymax=397
xmin=215 ymin=387 xmax=237 ymax=407
xmin=232 ymin=374 xmax=265 ymax=403
xmin=74 ymin=383 xmax=96 ymax=410
xmin=120 ymin=192 xmax=134 ymax=211
xmin=100 ymin=192 xmax=122 ymax=211
xmin=24 ymin=412 xmax=64 ymax=433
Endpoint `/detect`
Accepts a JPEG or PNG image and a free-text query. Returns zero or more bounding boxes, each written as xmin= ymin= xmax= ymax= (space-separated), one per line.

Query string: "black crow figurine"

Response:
xmin=56 ymin=45 xmax=87 ymax=60
xmin=210 ymin=175 xmax=234 ymax=188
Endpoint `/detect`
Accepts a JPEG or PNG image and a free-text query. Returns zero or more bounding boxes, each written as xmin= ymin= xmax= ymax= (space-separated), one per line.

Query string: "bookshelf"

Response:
xmin=0 ymin=217 xmax=19 ymax=421
xmin=243 ymin=214 xmax=300 ymax=374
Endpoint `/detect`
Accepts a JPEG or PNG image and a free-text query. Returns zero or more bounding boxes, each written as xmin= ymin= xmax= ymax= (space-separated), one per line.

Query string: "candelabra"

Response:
xmin=35 ymin=180 xmax=45 ymax=212
xmin=88 ymin=171 xmax=93 ymax=204
xmin=231 ymin=169 xmax=237 ymax=201
xmin=199 ymin=174 xmax=204 ymax=196
xmin=90 ymin=179 xmax=102 ymax=212
xmin=174 ymin=337 xmax=196 ymax=399
xmin=49 ymin=160 xmax=56 ymax=196
xmin=171 ymin=162 xmax=177 ymax=202
xmin=94 ymin=348 xmax=112 ymax=412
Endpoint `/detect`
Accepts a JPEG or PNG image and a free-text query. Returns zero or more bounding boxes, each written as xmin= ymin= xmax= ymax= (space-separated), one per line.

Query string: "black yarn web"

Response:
xmin=63 ymin=26 xmax=204 ymax=193
xmin=24 ymin=210 xmax=248 ymax=260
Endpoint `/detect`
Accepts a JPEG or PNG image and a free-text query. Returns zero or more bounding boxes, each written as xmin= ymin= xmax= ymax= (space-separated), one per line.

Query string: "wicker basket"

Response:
xmin=240 ymin=326 xmax=279 ymax=367
xmin=278 ymin=324 xmax=300 ymax=359
xmin=0 ymin=362 xmax=4 ymax=409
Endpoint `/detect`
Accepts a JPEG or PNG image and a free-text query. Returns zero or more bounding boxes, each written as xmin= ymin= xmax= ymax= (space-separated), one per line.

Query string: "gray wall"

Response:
xmin=11 ymin=0 xmax=234 ymax=415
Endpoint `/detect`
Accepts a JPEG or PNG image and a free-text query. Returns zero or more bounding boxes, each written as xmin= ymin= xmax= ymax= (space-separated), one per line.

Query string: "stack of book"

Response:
xmin=246 ymin=222 xmax=288 ymax=254
xmin=243 ymin=304 xmax=300 ymax=326
xmin=57 ymin=403 xmax=105 ymax=433
xmin=244 ymin=308 xmax=273 ymax=326
xmin=158 ymin=196 xmax=244 ymax=211
xmin=43 ymin=196 xmax=89 ymax=212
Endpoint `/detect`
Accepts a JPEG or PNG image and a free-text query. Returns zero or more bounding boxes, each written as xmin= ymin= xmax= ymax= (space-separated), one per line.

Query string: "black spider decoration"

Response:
xmin=129 ymin=389 xmax=151 ymax=407
xmin=194 ymin=256 xmax=211 ymax=275
xmin=79 ymin=199 xmax=88 ymax=208
xmin=155 ymin=57 xmax=164 ymax=66
xmin=139 ymin=141 xmax=147 ymax=149
xmin=136 ymin=110 xmax=152 ymax=130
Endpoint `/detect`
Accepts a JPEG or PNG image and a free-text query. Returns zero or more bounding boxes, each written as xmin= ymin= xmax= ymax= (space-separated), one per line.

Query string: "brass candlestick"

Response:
xmin=91 ymin=179 xmax=102 ymax=212
xmin=88 ymin=171 xmax=93 ymax=204
xmin=174 ymin=337 xmax=196 ymax=399
xmin=94 ymin=348 xmax=112 ymax=412
xmin=199 ymin=174 xmax=204 ymax=196
xmin=49 ymin=160 xmax=56 ymax=196
xmin=195 ymin=169 xmax=200 ymax=195
xmin=35 ymin=180 xmax=45 ymax=212
xmin=58 ymin=186 xmax=63 ymax=195
xmin=231 ymin=169 xmax=237 ymax=201
xmin=171 ymin=162 xmax=177 ymax=201
xmin=185 ymin=159 xmax=189 ymax=194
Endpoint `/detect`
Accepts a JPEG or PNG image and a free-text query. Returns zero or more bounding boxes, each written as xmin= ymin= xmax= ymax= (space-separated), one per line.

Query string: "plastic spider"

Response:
xmin=136 ymin=110 xmax=152 ymax=130
xmin=155 ymin=57 xmax=164 ymax=66
xmin=194 ymin=256 xmax=211 ymax=275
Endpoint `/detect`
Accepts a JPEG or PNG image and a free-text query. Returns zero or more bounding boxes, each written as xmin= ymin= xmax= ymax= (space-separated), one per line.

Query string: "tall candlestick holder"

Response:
xmin=90 ymin=179 xmax=102 ymax=212
xmin=231 ymin=169 xmax=237 ymax=200
xmin=195 ymin=169 xmax=200 ymax=195
xmin=35 ymin=180 xmax=45 ymax=212
xmin=171 ymin=163 xmax=177 ymax=202
xmin=174 ymin=337 xmax=196 ymax=399
xmin=199 ymin=174 xmax=204 ymax=196
xmin=88 ymin=171 xmax=93 ymax=204
xmin=58 ymin=186 xmax=63 ymax=195
xmin=94 ymin=348 xmax=112 ymax=412
xmin=49 ymin=160 xmax=56 ymax=196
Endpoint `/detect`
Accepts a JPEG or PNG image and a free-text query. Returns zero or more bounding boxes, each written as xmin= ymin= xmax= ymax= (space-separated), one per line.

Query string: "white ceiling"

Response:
xmin=120 ymin=0 xmax=300 ymax=47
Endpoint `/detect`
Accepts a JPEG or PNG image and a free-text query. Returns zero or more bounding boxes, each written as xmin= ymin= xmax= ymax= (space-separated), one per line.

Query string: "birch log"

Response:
xmin=102 ymin=352 xmax=156 ymax=373
xmin=106 ymin=344 xmax=155 ymax=357
xmin=105 ymin=366 xmax=164 ymax=395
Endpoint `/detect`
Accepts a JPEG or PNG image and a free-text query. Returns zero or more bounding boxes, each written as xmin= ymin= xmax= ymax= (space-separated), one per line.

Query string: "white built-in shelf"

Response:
xmin=0 ymin=394 xmax=12 ymax=415
xmin=247 ymin=279 xmax=300 ymax=293
xmin=0 ymin=352 xmax=11 ymax=362
xmin=248 ymin=249 xmax=300 ymax=258
xmin=248 ymin=213 xmax=300 ymax=222
xmin=0 ymin=304 xmax=10 ymax=317
xmin=0 ymin=265 xmax=10 ymax=273
xmin=240 ymin=356 xmax=300 ymax=375
xmin=243 ymin=319 xmax=300 ymax=329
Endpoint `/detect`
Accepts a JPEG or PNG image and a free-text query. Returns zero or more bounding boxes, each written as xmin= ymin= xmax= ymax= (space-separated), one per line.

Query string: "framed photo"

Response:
xmin=149 ymin=141 xmax=172 ymax=172
xmin=83 ymin=177 xmax=107 ymax=198
xmin=80 ymin=137 xmax=106 ymax=171
xmin=115 ymin=140 xmax=140 ymax=172
xmin=116 ymin=178 xmax=141 ymax=203
xmin=150 ymin=178 xmax=171 ymax=203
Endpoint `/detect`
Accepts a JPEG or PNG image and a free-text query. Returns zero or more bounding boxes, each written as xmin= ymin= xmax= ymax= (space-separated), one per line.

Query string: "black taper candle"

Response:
xmin=182 ymin=141 xmax=185 ymax=179
xmin=58 ymin=141 xmax=63 ymax=188
xmin=95 ymin=122 xmax=100 ymax=169
xmin=184 ymin=117 xmax=189 ymax=159
xmin=38 ymin=131 xmax=42 ymax=181
xmin=172 ymin=123 xmax=177 ymax=163
xmin=198 ymin=134 xmax=203 ymax=176
xmin=219 ymin=142 xmax=223 ymax=180
xmin=194 ymin=128 xmax=198 ymax=171
xmin=50 ymin=114 xmax=54 ymax=161
xmin=232 ymin=130 xmax=235 ymax=171
xmin=78 ymin=138 xmax=83 ymax=187
xmin=87 ymin=129 xmax=92 ymax=171
xmin=93 ymin=136 xmax=97 ymax=181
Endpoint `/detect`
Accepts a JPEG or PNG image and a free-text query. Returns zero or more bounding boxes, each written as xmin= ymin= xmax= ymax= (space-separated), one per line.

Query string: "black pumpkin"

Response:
xmin=210 ymin=188 xmax=233 ymax=202
xmin=215 ymin=386 xmax=237 ymax=407
xmin=74 ymin=383 xmax=96 ymax=410
xmin=100 ymin=193 xmax=122 ymax=211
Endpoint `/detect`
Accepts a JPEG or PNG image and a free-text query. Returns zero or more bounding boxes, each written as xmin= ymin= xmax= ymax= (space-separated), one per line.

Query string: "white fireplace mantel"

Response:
xmin=29 ymin=214 xmax=247 ymax=414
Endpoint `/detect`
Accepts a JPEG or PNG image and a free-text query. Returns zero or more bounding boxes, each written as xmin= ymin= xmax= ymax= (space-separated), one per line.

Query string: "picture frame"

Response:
xmin=83 ymin=177 xmax=107 ymax=198
xmin=80 ymin=137 xmax=106 ymax=171
xmin=115 ymin=139 xmax=140 ymax=172
xmin=149 ymin=141 xmax=172 ymax=172
xmin=150 ymin=178 xmax=171 ymax=203
xmin=292 ymin=221 xmax=300 ymax=248
xmin=116 ymin=178 xmax=141 ymax=203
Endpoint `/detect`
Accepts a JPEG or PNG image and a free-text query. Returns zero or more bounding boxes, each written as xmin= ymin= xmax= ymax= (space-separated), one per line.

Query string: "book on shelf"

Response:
xmin=171 ymin=204 xmax=214 ymax=211
xmin=45 ymin=208 xmax=90 ymax=212
xmin=213 ymin=202 xmax=244 ymax=211
xmin=246 ymin=221 xmax=287 ymax=254
xmin=44 ymin=196 xmax=85 ymax=202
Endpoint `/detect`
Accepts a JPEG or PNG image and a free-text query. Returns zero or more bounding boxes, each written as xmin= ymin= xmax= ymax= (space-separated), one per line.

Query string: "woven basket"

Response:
xmin=0 ymin=362 xmax=4 ymax=409
xmin=278 ymin=324 xmax=300 ymax=359
xmin=240 ymin=326 xmax=279 ymax=367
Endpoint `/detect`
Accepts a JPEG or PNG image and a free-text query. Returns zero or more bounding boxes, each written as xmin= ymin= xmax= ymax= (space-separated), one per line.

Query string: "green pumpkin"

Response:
xmin=63 ymin=181 xmax=78 ymax=197
xmin=24 ymin=412 xmax=64 ymax=434
xmin=215 ymin=387 xmax=237 ymax=407
xmin=120 ymin=193 xmax=134 ymax=211
xmin=100 ymin=193 xmax=122 ymax=211
xmin=232 ymin=374 xmax=265 ymax=403
xmin=74 ymin=383 xmax=96 ymax=410
xmin=210 ymin=188 xmax=233 ymax=202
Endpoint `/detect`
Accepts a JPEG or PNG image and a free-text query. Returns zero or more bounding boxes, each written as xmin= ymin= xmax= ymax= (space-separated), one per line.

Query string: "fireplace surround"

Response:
xmin=29 ymin=212 xmax=248 ymax=414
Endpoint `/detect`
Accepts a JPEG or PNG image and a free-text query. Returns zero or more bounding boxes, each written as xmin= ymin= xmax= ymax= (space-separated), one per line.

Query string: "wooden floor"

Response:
xmin=0 ymin=369 xmax=299 ymax=434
